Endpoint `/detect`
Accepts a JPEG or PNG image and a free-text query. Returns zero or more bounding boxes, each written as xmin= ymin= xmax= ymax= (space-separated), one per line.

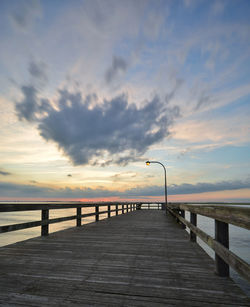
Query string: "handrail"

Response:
xmin=0 ymin=203 xmax=137 ymax=235
xmin=0 ymin=202 xmax=140 ymax=212
xmin=166 ymin=203 xmax=250 ymax=283
xmin=168 ymin=203 xmax=250 ymax=230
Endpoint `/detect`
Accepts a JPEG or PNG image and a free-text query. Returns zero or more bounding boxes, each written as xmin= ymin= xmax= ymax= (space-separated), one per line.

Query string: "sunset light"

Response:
xmin=0 ymin=0 xmax=249 ymax=202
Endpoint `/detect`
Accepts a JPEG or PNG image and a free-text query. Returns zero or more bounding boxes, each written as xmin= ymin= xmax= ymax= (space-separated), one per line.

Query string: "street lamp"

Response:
xmin=146 ymin=160 xmax=167 ymax=211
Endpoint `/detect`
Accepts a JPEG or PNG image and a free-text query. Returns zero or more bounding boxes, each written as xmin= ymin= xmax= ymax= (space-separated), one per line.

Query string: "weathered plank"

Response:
xmin=0 ymin=211 xmax=249 ymax=306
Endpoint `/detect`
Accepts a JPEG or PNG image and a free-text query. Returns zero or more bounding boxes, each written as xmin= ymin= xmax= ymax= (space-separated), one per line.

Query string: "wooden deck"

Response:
xmin=0 ymin=210 xmax=249 ymax=306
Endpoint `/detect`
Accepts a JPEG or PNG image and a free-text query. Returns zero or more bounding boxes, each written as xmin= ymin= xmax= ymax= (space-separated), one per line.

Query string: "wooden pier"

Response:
xmin=0 ymin=204 xmax=249 ymax=306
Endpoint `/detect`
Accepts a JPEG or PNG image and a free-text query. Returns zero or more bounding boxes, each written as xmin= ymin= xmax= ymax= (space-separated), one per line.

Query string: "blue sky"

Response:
xmin=0 ymin=0 xmax=250 ymax=202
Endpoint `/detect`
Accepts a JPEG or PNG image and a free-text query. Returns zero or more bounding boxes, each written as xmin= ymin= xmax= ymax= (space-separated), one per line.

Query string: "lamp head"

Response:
xmin=146 ymin=161 xmax=150 ymax=166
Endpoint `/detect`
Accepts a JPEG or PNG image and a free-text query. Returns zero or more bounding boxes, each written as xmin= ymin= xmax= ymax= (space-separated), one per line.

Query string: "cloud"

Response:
xmin=15 ymin=85 xmax=39 ymax=122
xmin=0 ymin=170 xmax=11 ymax=176
xmin=171 ymin=101 xmax=250 ymax=152
xmin=168 ymin=180 xmax=250 ymax=195
xmin=15 ymin=86 xmax=179 ymax=166
xmin=0 ymin=179 xmax=249 ymax=199
xmin=195 ymin=92 xmax=215 ymax=111
xmin=29 ymin=59 xmax=48 ymax=83
xmin=105 ymin=56 xmax=128 ymax=83
xmin=211 ymin=1 xmax=225 ymax=15
xmin=111 ymin=171 xmax=137 ymax=182
xmin=9 ymin=0 xmax=42 ymax=31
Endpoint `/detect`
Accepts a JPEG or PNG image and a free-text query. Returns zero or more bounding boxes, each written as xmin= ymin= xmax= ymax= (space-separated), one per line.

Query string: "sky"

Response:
xmin=0 ymin=0 xmax=250 ymax=202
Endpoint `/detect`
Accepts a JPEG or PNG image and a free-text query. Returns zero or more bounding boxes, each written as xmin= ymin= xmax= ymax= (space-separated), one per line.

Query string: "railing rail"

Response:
xmin=0 ymin=202 xmax=138 ymax=236
xmin=166 ymin=203 xmax=250 ymax=283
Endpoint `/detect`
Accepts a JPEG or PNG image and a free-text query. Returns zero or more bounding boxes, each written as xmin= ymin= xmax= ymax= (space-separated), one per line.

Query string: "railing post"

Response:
xmin=180 ymin=210 xmax=186 ymax=229
xmin=77 ymin=207 xmax=81 ymax=227
xmin=122 ymin=204 xmax=124 ymax=214
xmin=127 ymin=204 xmax=128 ymax=213
xmin=41 ymin=209 xmax=49 ymax=236
xmin=215 ymin=220 xmax=229 ymax=277
xmin=95 ymin=206 xmax=99 ymax=222
xmin=190 ymin=213 xmax=197 ymax=242
xmin=108 ymin=205 xmax=111 ymax=218
xmin=116 ymin=204 xmax=118 ymax=216
xmin=180 ymin=209 xmax=186 ymax=229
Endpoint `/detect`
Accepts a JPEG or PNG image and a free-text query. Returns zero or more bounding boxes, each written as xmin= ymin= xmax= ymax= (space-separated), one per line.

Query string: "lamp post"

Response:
xmin=146 ymin=160 xmax=167 ymax=211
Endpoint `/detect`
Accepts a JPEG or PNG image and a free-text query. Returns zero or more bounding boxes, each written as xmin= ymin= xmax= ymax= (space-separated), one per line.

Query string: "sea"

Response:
xmin=0 ymin=203 xmax=249 ymax=296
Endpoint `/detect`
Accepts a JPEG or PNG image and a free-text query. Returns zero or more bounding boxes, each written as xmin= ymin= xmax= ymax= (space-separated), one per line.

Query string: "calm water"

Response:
xmin=0 ymin=204 xmax=249 ymax=295
xmin=0 ymin=206 xmax=117 ymax=247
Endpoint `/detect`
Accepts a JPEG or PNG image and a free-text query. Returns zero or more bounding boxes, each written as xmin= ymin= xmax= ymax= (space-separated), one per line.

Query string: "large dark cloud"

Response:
xmin=105 ymin=56 xmax=128 ymax=83
xmin=0 ymin=179 xmax=249 ymax=199
xmin=15 ymin=86 xmax=179 ymax=166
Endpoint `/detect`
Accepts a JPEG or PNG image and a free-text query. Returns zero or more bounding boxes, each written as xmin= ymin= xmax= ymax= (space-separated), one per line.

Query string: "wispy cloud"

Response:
xmin=211 ymin=0 xmax=226 ymax=15
xmin=28 ymin=59 xmax=48 ymax=84
xmin=105 ymin=56 xmax=128 ymax=84
xmin=111 ymin=171 xmax=137 ymax=182
xmin=9 ymin=0 xmax=42 ymax=31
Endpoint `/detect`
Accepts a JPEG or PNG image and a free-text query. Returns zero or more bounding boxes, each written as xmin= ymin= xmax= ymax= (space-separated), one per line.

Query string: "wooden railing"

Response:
xmin=0 ymin=202 xmax=137 ymax=236
xmin=166 ymin=203 xmax=250 ymax=283
xmin=1 ymin=201 xmax=249 ymax=283
xmin=137 ymin=203 xmax=163 ymax=210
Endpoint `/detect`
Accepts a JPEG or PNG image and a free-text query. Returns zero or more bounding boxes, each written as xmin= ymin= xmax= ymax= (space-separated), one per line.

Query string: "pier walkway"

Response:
xmin=0 ymin=210 xmax=249 ymax=306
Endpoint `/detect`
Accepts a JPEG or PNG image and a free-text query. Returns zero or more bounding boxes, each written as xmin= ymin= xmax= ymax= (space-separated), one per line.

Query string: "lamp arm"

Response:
xmin=147 ymin=161 xmax=167 ymax=208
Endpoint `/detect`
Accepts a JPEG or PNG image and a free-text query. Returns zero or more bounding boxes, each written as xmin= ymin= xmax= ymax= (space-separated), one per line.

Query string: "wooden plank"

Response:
xmin=0 ymin=211 xmax=249 ymax=306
